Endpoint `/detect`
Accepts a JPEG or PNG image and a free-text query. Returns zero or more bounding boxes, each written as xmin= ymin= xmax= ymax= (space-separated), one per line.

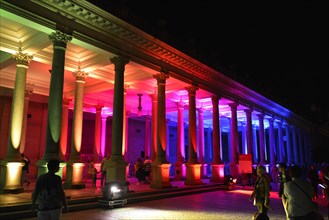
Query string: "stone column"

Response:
xmin=277 ymin=121 xmax=284 ymax=163
xmin=107 ymin=56 xmax=129 ymax=186
xmin=36 ymin=30 xmax=72 ymax=177
xmin=285 ymin=123 xmax=292 ymax=165
xmin=0 ymin=49 xmax=33 ymax=193
xmin=244 ymin=108 xmax=254 ymax=163
xmin=210 ymin=95 xmax=224 ymax=183
xmin=297 ymin=128 xmax=304 ymax=166
xmin=149 ymin=93 xmax=157 ymax=161
xmin=20 ymin=84 xmax=34 ymax=154
xmin=151 ymin=71 xmax=172 ymax=188
xmin=174 ymin=101 xmax=185 ymax=180
xmin=144 ymin=115 xmax=151 ymax=158
xmin=60 ymin=97 xmax=72 ymax=161
xmin=64 ymin=68 xmax=88 ymax=189
xmin=185 ymin=85 xmax=202 ymax=185
xmin=165 ymin=118 xmax=171 ymax=160
xmin=257 ymin=113 xmax=265 ymax=165
xmin=291 ymin=126 xmax=299 ymax=165
xmin=94 ymin=104 xmax=103 ymax=162
xmin=268 ymin=118 xmax=276 ymax=170
xmin=197 ymin=107 xmax=207 ymax=178
xmin=101 ymin=115 xmax=108 ymax=158
xmin=228 ymin=102 xmax=239 ymax=178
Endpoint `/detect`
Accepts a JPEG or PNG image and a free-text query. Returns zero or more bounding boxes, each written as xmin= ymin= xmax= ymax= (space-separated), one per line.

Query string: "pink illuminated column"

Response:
xmin=60 ymin=97 xmax=72 ymax=161
xmin=101 ymin=115 xmax=108 ymax=157
xmin=174 ymin=101 xmax=185 ymax=180
xmin=94 ymin=104 xmax=103 ymax=162
xmin=151 ymin=70 xmax=171 ymax=189
xmin=122 ymin=85 xmax=129 ymax=158
xmin=20 ymin=84 xmax=34 ymax=154
xmin=257 ymin=113 xmax=265 ymax=165
xmin=277 ymin=121 xmax=284 ymax=162
xmin=144 ymin=115 xmax=151 ymax=158
xmin=211 ymin=95 xmax=222 ymax=164
xmin=149 ymin=93 xmax=157 ymax=161
xmin=197 ymin=107 xmax=207 ymax=178
xmin=268 ymin=118 xmax=276 ymax=168
xmin=184 ymin=85 xmax=202 ymax=185
xmin=228 ymin=102 xmax=239 ymax=178
xmin=244 ymin=108 xmax=254 ymax=163
xmin=166 ymin=119 xmax=171 ymax=159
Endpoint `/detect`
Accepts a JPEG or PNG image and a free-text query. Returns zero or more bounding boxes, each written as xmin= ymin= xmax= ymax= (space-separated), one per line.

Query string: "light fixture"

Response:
xmin=137 ymin=94 xmax=143 ymax=117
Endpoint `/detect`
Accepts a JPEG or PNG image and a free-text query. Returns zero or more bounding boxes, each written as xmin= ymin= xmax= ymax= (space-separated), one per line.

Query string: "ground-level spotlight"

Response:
xmin=98 ymin=182 xmax=128 ymax=208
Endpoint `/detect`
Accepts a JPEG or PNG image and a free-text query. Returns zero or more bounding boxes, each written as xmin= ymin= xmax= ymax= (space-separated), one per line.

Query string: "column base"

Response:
xmin=184 ymin=163 xmax=203 ymax=185
xmin=0 ymin=160 xmax=24 ymax=194
xmin=173 ymin=161 xmax=186 ymax=180
xmin=150 ymin=162 xmax=172 ymax=189
xmin=210 ymin=164 xmax=225 ymax=183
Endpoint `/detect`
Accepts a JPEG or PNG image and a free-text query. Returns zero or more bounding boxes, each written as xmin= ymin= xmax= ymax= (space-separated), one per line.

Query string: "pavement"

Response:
xmin=0 ymin=178 xmax=328 ymax=220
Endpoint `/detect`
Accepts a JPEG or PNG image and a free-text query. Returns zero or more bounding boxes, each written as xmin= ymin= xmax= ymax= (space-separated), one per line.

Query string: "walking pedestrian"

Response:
xmin=32 ymin=159 xmax=68 ymax=220
xmin=21 ymin=153 xmax=31 ymax=186
xmin=278 ymin=162 xmax=291 ymax=217
xmin=100 ymin=154 xmax=110 ymax=187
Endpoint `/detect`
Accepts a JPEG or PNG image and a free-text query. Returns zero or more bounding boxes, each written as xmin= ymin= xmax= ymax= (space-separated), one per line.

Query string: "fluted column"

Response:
xmin=174 ymin=101 xmax=185 ymax=180
xmin=257 ymin=113 xmax=265 ymax=165
xmin=268 ymin=118 xmax=276 ymax=169
xmin=107 ymin=56 xmax=129 ymax=185
xmin=94 ymin=104 xmax=103 ymax=162
xmin=0 ymin=49 xmax=33 ymax=193
xmin=60 ymin=97 xmax=72 ymax=161
xmin=64 ymin=68 xmax=88 ymax=189
xmin=149 ymin=93 xmax=157 ymax=161
xmin=151 ymin=70 xmax=172 ymax=189
xmin=291 ymin=126 xmax=299 ymax=165
xmin=20 ymin=84 xmax=34 ymax=153
xmin=185 ymin=85 xmax=202 ymax=185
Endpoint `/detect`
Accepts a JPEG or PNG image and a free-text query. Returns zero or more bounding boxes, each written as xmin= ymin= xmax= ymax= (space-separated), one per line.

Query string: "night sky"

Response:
xmin=88 ymin=0 xmax=328 ymax=124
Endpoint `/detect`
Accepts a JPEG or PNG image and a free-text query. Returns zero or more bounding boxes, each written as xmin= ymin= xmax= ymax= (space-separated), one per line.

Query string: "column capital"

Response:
xmin=185 ymin=85 xmax=198 ymax=96
xmin=12 ymin=50 xmax=33 ymax=66
xmin=176 ymin=101 xmax=185 ymax=109
xmin=73 ymin=69 xmax=89 ymax=82
xmin=25 ymin=83 xmax=34 ymax=97
xmin=110 ymin=55 xmax=129 ymax=72
xmin=49 ymin=30 xmax=72 ymax=48
xmin=94 ymin=104 xmax=104 ymax=112
xmin=149 ymin=93 xmax=157 ymax=101
xmin=211 ymin=95 xmax=221 ymax=103
xmin=228 ymin=102 xmax=239 ymax=110
xmin=62 ymin=97 xmax=72 ymax=106
xmin=244 ymin=108 xmax=253 ymax=115
xmin=153 ymin=71 xmax=169 ymax=84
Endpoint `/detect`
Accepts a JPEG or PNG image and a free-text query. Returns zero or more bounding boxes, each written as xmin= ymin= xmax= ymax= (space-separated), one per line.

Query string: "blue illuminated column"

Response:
xmin=291 ymin=126 xmax=299 ymax=165
xmin=284 ymin=123 xmax=293 ymax=165
xmin=268 ymin=118 xmax=276 ymax=168
xmin=257 ymin=113 xmax=265 ymax=165
xmin=297 ymin=128 xmax=305 ymax=166
xmin=277 ymin=121 xmax=284 ymax=162
xmin=244 ymin=108 xmax=254 ymax=163
xmin=228 ymin=102 xmax=239 ymax=178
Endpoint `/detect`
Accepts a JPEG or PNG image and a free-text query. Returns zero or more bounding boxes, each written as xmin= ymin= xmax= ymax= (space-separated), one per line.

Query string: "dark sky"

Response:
xmin=88 ymin=0 xmax=328 ymax=124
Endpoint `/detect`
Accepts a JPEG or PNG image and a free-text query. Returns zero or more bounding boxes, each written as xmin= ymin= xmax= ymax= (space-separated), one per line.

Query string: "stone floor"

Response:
xmin=1 ymin=178 xmax=328 ymax=220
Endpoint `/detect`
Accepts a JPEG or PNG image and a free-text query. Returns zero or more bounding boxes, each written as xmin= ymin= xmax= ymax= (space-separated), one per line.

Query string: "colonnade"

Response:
xmin=0 ymin=30 xmax=311 ymax=194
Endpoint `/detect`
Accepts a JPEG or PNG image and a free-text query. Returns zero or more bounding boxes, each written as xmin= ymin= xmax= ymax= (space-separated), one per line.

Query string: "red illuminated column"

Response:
xmin=184 ymin=85 xmax=202 ymax=185
xmin=197 ymin=107 xmax=207 ymax=178
xmin=149 ymin=93 xmax=157 ymax=161
xmin=228 ymin=102 xmax=239 ymax=178
xmin=257 ymin=113 xmax=265 ymax=165
xmin=64 ymin=68 xmax=88 ymax=189
xmin=174 ymin=101 xmax=185 ymax=180
xmin=244 ymin=108 xmax=254 ymax=163
xmin=60 ymin=97 xmax=72 ymax=161
xmin=94 ymin=104 xmax=103 ymax=161
xmin=151 ymin=70 xmax=171 ymax=189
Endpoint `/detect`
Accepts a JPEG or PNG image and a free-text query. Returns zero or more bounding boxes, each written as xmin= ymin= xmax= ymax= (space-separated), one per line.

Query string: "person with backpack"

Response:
xmin=32 ymin=159 xmax=68 ymax=220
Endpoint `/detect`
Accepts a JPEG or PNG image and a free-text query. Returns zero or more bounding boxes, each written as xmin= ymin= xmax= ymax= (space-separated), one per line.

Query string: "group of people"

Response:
xmin=250 ymin=163 xmax=328 ymax=220
xmin=134 ymin=156 xmax=152 ymax=184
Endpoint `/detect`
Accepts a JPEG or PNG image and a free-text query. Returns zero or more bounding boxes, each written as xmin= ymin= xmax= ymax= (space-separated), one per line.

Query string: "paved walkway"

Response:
xmin=1 ymin=178 xmax=328 ymax=220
